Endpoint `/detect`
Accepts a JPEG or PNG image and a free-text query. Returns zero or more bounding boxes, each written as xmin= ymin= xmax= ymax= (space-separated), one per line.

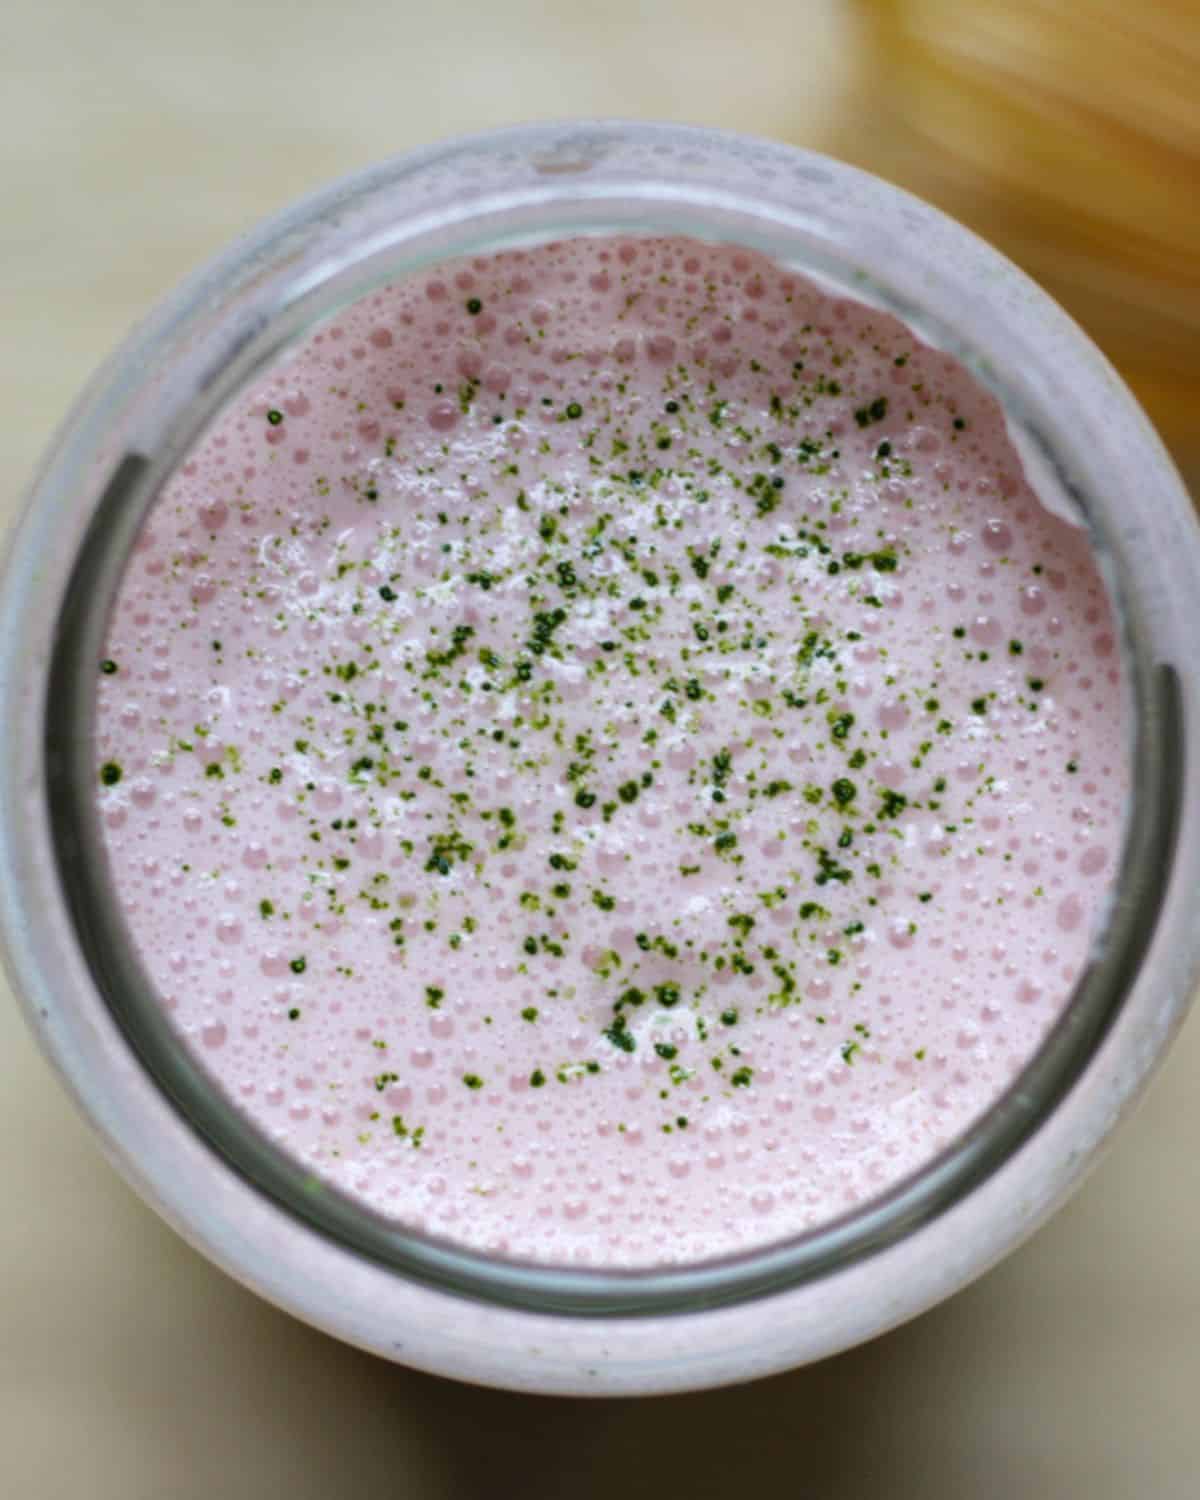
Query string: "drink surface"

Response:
xmin=95 ymin=236 xmax=1127 ymax=1266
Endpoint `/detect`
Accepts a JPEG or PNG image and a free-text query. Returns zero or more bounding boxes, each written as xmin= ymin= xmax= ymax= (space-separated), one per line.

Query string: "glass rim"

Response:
xmin=15 ymin=122 xmax=1190 ymax=1318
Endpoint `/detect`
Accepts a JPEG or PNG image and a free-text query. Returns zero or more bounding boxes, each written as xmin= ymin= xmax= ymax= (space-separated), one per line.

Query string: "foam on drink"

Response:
xmin=94 ymin=236 xmax=1127 ymax=1266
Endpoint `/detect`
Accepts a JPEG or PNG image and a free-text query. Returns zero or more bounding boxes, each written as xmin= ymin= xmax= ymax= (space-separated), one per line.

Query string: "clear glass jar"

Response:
xmin=1 ymin=121 xmax=1197 ymax=1396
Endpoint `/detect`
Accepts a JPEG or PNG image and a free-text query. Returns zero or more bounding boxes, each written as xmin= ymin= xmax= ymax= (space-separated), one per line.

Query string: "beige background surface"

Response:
xmin=3 ymin=2 xmax=1199 ymax=1496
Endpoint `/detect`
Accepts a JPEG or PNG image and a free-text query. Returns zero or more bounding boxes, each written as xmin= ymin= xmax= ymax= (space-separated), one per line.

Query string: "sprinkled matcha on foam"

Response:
xmin=95 ymin=237 xmax=1126 ymax=1265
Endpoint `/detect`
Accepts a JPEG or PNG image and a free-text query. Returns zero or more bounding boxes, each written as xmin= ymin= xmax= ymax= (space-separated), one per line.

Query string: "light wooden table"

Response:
xmin=3 ymin=3 xmax=1198 ymax=1495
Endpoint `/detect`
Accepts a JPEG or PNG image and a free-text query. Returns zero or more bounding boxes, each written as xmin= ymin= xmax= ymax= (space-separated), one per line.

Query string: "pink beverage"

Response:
xmin=94 ymin=236 xmax=1126 ymax=1266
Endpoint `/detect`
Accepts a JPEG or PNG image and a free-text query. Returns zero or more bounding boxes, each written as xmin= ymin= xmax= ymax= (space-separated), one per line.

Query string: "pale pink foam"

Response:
xmin=94 ymin=236 xmax=1128 ymax=1267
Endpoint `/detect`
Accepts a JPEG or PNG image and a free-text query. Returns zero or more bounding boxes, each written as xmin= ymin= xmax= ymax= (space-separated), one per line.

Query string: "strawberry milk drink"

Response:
xmin=94 ymin=235 xmax=1127 ymax=1267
